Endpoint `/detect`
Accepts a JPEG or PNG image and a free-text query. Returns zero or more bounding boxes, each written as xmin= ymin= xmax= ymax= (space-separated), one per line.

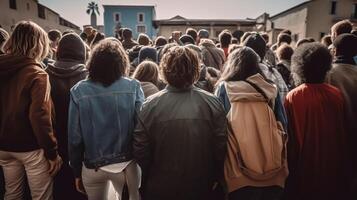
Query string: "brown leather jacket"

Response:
xmin=0 ymin=54 xmax=58 ymax=160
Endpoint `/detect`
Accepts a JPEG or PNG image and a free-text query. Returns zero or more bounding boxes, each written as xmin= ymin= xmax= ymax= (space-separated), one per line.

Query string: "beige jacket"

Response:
xmin=224 ymin=74 xmax=288 ymax=192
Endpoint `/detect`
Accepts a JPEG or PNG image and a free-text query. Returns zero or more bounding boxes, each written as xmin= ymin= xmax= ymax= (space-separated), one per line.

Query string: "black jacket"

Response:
xmin=46 ymin=60 xmax=88 ymax=160
xmin=133 ymin=85 xmax=227 ymax=200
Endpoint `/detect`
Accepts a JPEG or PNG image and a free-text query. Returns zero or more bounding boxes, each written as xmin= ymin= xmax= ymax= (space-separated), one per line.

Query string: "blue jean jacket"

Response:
xmin=68 ymin=77 xmax=144 ymax=177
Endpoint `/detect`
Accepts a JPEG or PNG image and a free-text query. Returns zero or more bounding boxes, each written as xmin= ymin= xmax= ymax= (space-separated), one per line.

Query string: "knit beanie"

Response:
xmin=57 ymin=33 xmax=86 ymax=63
xmin=198 ymin=29 xmax=209 ymax=39
xmin=243 ymin=33 xmax=266 ymax=61
xmin=139 ymin=46 xmax=158 ymax=63
xmin=333 ymin=33 xmax=357 ymax=57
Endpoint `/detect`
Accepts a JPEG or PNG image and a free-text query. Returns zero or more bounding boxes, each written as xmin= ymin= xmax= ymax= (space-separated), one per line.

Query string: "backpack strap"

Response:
xmin=243 ymin=79 xmax=273 ymax=108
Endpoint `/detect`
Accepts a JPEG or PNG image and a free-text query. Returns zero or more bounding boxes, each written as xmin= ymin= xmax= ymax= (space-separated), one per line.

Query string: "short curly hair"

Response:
xmin=88 ymin=39 xmax=129 ymax=87
xmin=160 ymin=46 xmax=200 ymax=88
xmin=291 ymin=42 xmax=332 ymax=85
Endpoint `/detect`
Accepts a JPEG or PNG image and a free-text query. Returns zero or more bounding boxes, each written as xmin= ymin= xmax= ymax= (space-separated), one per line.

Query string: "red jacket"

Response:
xmin=284 ymin=83 xmax=349 ymax=200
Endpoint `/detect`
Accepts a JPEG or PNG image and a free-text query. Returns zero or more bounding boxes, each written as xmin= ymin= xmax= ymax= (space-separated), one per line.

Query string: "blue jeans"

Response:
xmin=229 ymin=186 xmax=283 ymax=200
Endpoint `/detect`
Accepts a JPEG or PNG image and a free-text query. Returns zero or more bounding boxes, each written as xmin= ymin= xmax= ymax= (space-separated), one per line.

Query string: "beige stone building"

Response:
xmin=263 ymin=0 xmax=357 ymax=45
xmin=153 ymin=15 xmax=256 ymax=39
xmin=0 ymin=0 xmax=80 ymax=33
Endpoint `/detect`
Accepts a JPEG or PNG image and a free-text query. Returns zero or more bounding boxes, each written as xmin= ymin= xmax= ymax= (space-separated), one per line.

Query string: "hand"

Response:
xmin=48 ymin=155 xmax=62 ymax=177
xmin=75 ymin=178 xmax=86 ymax=195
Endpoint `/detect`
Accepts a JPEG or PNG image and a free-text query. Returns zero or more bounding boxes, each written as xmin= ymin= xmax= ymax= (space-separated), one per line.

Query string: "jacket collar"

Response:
xmin=165 ymin=85 xmax=193 ymax=92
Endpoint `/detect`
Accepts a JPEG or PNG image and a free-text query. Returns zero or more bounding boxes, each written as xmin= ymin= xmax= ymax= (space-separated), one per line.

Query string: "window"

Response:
xmin=353 ymin=3 xmax=357 ymax=19
xmin=26 ymin=3 xmax=30 ymax=10
xmin=330 ymin=1 xmax=337 ymax=15
xmin=293 ymin=33 xmax=299 ymax=42
xmin=137 ymin=25 xmax=146 ymax=33
xmin=138 ymin=13 xmax=145 ymax=23
xmin=9 ymin=0 xmax=16 ymax=10
xmin=38 ymin=4 xmax=46 ymax=19
xmin=320 ymin=32 xmax=326 ymax=39
xmin=114 ymin=13 xmax=121 ymax=22
xmin=271 ymin=22 xmax=275 ymax=29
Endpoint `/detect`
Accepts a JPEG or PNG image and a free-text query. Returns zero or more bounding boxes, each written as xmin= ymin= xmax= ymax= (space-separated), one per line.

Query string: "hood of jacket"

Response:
xmin=200 ymin=40 xmax=217 ymax=49
xmin=0 ymin=54 xmax=41 ymax=79
xmin=225 ymin=73 xmax=277 ymax=103
xmin=46 ymin=60 xmax=87 ymax=78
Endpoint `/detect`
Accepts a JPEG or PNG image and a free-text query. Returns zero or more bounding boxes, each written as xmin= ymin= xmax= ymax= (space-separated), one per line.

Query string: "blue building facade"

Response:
xmin=103 ymin=5 xmax=156 ymax=39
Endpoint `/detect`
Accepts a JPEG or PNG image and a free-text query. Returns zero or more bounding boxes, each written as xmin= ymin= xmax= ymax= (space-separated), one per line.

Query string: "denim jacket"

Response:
xmin=68 ymin=77 xmax=144 ymax=177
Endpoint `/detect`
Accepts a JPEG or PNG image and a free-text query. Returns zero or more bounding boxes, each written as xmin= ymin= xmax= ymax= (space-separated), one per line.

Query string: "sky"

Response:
xmin=38 ymin=0 xmax=306 ymax=27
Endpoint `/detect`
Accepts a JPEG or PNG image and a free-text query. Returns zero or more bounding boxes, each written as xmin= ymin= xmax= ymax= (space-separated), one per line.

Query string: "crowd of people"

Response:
xmin=0 ymin=18 xmax=356 ymax=200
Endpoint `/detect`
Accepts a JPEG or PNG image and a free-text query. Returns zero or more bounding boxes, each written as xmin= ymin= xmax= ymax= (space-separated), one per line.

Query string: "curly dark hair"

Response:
xmin=291 ymin=42 xmax=332 ymax=85
xmin=88 ymin=39 xmax=129 ymax=87
xmin=160 ymin=46 xmax=200 ymax=88
xmin=219 ymin=31 xmax=232 ymax=48
xmin=159 ymin=43 xmax=178 ymax=62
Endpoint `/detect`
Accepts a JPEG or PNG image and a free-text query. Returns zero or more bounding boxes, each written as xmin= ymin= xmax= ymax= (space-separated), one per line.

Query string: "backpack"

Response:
xmin=225 ymin=80 xmax=288 ymax=181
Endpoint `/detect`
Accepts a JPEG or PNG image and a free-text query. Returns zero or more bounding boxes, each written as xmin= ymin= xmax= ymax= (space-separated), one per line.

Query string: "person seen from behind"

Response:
xmin=0 ymin=21 xmax=62 ymax=200
xmin=215 ymin=47 xmax=288 ymax=200
xmin=68 ymin=39 xmax=144 ymax=200
xmin=133 ymin=46 xmax=227 ymax=200
xmin=284 ymin=43 xmax=349 ymax=200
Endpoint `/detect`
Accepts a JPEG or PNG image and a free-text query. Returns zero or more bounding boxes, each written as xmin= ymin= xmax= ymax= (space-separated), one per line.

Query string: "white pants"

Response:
xmin=0 ymin=150 xmax=53 ymax=200
xmin=82 ymin=161 xmax=140 ymax=200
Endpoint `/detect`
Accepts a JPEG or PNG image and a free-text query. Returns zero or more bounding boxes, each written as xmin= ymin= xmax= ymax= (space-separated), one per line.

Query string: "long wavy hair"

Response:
xmin=217 ymin=46 xmax=264 ymax=84
xmin=3 ymin=21 xmax=50 ymax=61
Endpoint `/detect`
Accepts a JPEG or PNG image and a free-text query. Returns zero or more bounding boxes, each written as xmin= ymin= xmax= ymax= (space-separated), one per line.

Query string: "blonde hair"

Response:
xmin=3 ymin=21 xmax=50 ymax=61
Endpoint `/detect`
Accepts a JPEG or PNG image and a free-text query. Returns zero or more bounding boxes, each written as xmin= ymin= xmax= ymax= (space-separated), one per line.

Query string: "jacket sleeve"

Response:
xmin=134 ymin=81 xmax=145 ymax=128
xmin=135 ymin=81 xmax=145 ymax=112
xmin=211 ymin=99 xmax=228 ymax=182
xmin=68 ymin=93 xmax=84 ymax=178
xmin=284 ymin=97 xmax=299 ymax=174
xmin=274 ymin=92 xmax=288 ymax=132
xmin=133 ymin=102 xmax=152 ymax=176
xmin=29 ymin=71 xmax=58 ymax=160
xmin=215 ymin=82 xmax=231 ymax=114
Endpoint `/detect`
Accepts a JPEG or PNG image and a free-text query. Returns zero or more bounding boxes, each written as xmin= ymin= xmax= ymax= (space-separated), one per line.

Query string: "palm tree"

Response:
xmin=86 ymin=1 xmax=99 ymax=27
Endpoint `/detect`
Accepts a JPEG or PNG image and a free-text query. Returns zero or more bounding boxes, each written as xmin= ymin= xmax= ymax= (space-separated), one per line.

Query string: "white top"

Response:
xmin=100 ymin=160 xmax=132 ymax=173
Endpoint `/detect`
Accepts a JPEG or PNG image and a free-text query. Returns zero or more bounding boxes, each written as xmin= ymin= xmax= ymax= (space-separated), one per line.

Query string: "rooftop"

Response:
xmin=270 ymin=1 xmax=311 ymax=19
xmin=103 ymin=4 xmax=155 ymax=8
xmin=154 ymin=15 xmax=256 ymax=25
